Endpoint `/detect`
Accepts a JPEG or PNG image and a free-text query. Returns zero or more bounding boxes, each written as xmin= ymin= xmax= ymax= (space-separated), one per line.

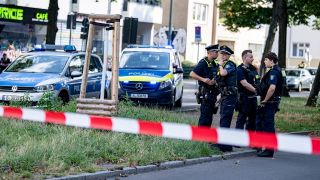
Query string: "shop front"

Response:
xmin=0 ymin=4 xmax=48 ymax=59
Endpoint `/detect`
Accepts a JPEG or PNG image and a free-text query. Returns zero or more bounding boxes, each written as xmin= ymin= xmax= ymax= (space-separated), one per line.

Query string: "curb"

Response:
xmin=48 ymin=149 xmax=256 ymax=180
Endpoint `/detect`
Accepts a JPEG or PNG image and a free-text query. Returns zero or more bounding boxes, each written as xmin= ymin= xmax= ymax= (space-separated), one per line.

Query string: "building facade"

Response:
xmin=272 ymin=24 xmax=320 ymax=68
xmin=157 ymin=0 xmax=268 ymax=65
xmin=0 ymin=0 xmax=162 ymax=58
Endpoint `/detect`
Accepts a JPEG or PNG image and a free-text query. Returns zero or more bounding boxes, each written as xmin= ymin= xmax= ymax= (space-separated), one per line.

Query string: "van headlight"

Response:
xmin=35 ymin=84 xmax=55 ymax=92
xmin=159 ymin=80 xmax=172 ymax=89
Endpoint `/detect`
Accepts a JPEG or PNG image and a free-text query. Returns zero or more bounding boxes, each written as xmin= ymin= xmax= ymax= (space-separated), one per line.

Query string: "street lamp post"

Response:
xmin=168 ymin=0 xmax=173 ymax=45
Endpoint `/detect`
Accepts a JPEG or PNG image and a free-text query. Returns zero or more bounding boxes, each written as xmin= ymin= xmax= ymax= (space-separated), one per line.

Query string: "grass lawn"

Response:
xmin=0 ymin=97 xmax=319 ymax=179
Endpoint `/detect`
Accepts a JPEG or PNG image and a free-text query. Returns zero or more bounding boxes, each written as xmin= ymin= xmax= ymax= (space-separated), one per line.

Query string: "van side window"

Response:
xmin=89 ymin=56 xmax=102 ymax=73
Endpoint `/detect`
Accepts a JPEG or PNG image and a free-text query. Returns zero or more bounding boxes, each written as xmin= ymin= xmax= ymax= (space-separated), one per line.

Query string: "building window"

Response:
xmin=192 ymin=3 xmax=208 ymax=22
xmin=292 ymin=42 xmax=310 ymax=57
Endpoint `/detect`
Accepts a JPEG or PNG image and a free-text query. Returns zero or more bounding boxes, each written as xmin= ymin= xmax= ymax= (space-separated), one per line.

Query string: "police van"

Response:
xmin=119 ymin=45 xmax=184 ymax=108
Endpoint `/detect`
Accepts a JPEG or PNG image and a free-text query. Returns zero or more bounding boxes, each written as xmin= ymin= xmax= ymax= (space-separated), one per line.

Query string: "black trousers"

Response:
xmin=236 ymin=96 xmax=257 ymax=131
xmin=198 ymin=92 xmax=217 ymax=127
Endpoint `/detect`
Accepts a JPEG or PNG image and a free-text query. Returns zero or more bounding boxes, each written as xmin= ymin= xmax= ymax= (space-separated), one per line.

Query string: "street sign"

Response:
xmin=195 ymin=26 xmax=201 ymax=42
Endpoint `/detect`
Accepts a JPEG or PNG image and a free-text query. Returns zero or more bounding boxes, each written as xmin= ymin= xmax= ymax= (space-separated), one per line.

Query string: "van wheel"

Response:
xmin=166 ymin=94 xmax=175 ymax=110
xmin=174 ymin=88 xmax=183 ymax=108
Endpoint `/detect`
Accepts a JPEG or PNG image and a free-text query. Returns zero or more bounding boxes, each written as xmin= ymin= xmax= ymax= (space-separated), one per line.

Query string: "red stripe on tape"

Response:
xmin=45 ymin=111 xmax=66 ymax=125
xmin=249 ymin=131 xmax=278 ymax=150
xmin=139 ymin=120 xmax=163 ymax=136
xmin=90 ymin=116 xmax=112 ymax=130
xmin=312 ymin=138 xmax=320 ymax=155
xmin=3 ymin=106 xmax=22 ymax=120
xmin=191 ymin=126 xmax=218 ymax=143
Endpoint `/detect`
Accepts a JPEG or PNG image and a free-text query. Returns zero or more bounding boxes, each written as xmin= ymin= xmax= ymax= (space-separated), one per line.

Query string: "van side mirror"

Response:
xmin=71 ymin=70 xmax=82 ymax=78
xmin=174 ymin=67 xmax=183 ymax=74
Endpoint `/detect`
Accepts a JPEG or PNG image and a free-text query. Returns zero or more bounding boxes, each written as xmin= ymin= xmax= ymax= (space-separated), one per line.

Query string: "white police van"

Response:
xmin=119 ymin=45 xmax=184 ymax=108
xmin=0 ymin=45 xmax=108 ymax=104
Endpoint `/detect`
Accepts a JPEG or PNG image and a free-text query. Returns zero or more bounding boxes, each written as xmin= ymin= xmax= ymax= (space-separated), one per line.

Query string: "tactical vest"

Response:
xmin=217 ymin=60 xmax=237 ymax=88
xmin=238 ymin=64 xmax=260 ymax=96
xmin=198 ymin=57 xmax=219 ymax=91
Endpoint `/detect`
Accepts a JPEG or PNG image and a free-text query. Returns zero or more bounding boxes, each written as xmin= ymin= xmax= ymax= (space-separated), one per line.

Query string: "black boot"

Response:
xmin=257 ymin=149 xmax=274 ymax=157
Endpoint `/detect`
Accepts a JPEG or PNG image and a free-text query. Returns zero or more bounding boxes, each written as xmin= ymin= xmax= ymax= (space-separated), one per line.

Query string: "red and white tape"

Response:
xmin=0 ymin=106 xmax=319 ymax=155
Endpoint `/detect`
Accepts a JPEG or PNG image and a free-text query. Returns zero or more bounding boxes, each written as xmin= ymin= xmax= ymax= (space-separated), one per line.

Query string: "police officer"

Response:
xmin=256 ymin=52 xmax=283 ymax=157
xmin=190 ymin=44 xmax=220 ymax=127
xmin=235 ymin=50 xmax=259 ymax=131
xmin=216 ymin=45 xmax=237 ymax=152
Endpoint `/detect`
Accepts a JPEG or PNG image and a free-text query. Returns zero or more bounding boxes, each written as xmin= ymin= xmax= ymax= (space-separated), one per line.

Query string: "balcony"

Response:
xmin=126 ymin=1 xmax=162 ymax=24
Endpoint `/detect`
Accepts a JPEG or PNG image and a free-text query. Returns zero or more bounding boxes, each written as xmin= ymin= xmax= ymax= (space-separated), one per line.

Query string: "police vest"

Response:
xmin=198 ymin=57 xmax=219 ymax=90
xmin=259 ymin=65 xmax=283 ymax=100
xmin=218 ymin=60 xmax=237 ymax=88
xmin=238 ymin=63 xmax=260 ymax=96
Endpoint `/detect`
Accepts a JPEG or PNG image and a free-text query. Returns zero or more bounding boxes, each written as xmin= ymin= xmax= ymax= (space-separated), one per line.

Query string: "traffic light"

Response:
xmin=80 ymin=18 xmax=89 ymax=40
xmin=122 ymin=17 xmax=138 ymax=44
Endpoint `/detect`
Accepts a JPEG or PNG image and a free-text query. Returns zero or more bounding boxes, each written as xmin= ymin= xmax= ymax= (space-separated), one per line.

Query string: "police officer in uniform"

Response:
xmin=235 ymin=50 xmax=259 ymax=131
xmin=190 ymin=44 xmax=220 ymax=127
xmin=256 ymin=52 xmax=283 ymax=157
xmin=216 ymin=45 xmax=237 ymax=152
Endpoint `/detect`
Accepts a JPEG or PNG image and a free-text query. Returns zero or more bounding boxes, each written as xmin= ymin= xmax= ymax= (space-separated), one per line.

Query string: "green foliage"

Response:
xmin=37 ymin=91 xmax=63 ymax=111
xmin=219 ymin=0 xmax=320 ymax=31
xmin=182 ymin=60 xmax=196 ymax=79
xmin=9 ymin=94 xmax=32 ymax=107
xmin=219 ymin=0 xmax=272 ymax=32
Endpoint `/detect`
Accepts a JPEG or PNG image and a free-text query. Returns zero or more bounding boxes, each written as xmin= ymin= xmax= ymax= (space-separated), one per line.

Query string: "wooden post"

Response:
xmin=80 ymin=19 xmax=95 ymax=98
xmin=111 ymin=21 xmax=120 ymax=101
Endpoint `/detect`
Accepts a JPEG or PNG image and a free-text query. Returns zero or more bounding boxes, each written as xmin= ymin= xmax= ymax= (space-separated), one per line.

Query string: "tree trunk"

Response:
xmin=259 ymin=0 xmax=281 ymax=75
xmin=278 ymin=0 xmax=287 ymax=69
xmin=278 ymin=0 xmax=290 ymax=97
xmin=306 ymin=61 xmax=320 ymax=106
xmin=46 ymin=0 xmax=59 ymax=44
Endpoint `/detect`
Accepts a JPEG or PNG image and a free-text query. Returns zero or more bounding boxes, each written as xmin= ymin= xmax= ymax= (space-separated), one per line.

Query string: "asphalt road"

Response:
xmin=121 ymin=152 xmax=320 ymax=180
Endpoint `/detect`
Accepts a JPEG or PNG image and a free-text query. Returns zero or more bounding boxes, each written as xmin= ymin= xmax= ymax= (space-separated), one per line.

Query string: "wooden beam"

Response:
xmin=79 ymin=19 xmax=95 ymax=98
xmin=111 ymin=21 xmax=120 ymax=101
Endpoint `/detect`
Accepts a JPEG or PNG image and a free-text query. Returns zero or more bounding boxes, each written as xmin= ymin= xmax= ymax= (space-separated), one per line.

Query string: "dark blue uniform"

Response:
xmin=256 ymin=65 xmax=283 ymax=133
xmin=216 ymin=60 xmax=237 ymax=151
xmin=235 ymin=64 xmax=259 ymax=131
xmin=193 ymin=57 xmax=219 ymax=127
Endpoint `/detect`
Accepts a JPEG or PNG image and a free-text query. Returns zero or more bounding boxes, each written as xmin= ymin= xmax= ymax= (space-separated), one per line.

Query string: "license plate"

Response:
xmin=130 ymin=94 xmax=148 ymax=98
xmin=2 ymin=95 xmax=23 ymax=101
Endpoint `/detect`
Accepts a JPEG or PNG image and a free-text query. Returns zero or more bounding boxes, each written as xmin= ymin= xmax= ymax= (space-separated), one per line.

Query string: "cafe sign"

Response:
xmin=0 ymin=4 xmax=48 ymax=25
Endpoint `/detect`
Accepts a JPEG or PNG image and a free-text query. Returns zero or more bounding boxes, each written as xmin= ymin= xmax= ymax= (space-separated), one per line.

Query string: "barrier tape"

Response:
xmin=0 ymin=106 xmax=319 ymax=155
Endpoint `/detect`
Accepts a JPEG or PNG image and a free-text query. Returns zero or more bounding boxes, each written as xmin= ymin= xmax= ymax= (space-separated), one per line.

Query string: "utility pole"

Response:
xmin=167 ymin=0 xmax=173 ymax=45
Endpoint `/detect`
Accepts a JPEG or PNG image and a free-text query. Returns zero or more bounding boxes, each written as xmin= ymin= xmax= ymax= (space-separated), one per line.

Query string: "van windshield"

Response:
xmin=120 ymin=51 xmax=170 ymax=70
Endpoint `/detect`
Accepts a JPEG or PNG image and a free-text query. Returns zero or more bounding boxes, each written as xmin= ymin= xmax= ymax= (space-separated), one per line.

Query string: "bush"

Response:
xmin=182 ymin=60 xmax=196 ymax=79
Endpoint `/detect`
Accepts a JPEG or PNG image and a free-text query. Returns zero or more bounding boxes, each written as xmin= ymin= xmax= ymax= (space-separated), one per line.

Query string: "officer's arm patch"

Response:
xmin=270 ymin=75 xmax=275 ymax=81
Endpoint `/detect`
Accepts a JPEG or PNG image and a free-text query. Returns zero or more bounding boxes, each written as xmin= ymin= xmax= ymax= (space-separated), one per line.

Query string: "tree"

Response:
xmin=219 ymin=0 xmax=320 ymax=72
xmin=219 ymin=0 xmax=320 ymax=103
xmin=306 ymin=62 xmax=320 ymax=106
xmin=46 ymin=0 xmax=59 ymax=44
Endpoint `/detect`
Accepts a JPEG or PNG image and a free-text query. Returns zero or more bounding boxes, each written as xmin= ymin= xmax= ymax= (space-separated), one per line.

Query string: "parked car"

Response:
xmin=118 ymin=45 xmax=184 ymax=108
xmin=285 ymin=68 xmax=313 ymax=92
xmin=306 ymin=67 xmax=317 ymax=81
xmin=0 ymin=45 xmax=109 ymax=104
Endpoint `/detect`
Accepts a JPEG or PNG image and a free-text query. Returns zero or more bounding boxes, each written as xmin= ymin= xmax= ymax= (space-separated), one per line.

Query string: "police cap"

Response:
xmin=205 ymin=44 xmax=219 ymax=52
xmin=220 ymin=45 xmax=234 ymax=55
